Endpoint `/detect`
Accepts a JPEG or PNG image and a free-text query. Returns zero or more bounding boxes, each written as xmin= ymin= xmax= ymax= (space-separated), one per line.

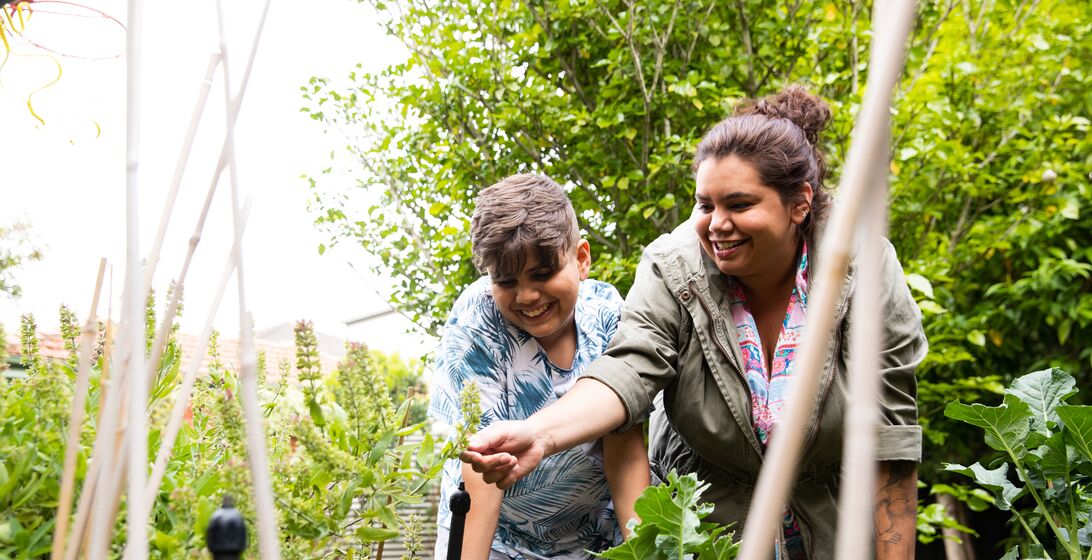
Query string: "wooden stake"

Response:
xmin=87 ymin=332 xmax=131 ymax=560
xmin=215 ymin=0 xmax=281 ymax=556
xmin=735 ymin=4 xmax=916 ymax=559
xmin=142 ymin=53 xmax=222 ymax=295
xmin=144 ymin=0 xmax=271 ymax=391
xmin=833 ymin=127 xmax=890 ymax=558
xmin=51 ymin=258 xmax=107 ymax=560
xmin=124 ymin=0 xmax=148 ymax=552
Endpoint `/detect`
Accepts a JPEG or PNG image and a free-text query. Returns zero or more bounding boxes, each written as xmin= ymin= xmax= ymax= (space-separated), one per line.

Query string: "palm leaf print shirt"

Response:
xmin=429 ymin=277 xmax=624 ymax=560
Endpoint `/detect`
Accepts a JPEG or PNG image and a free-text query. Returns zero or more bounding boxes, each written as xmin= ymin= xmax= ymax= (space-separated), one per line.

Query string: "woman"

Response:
xmin=462 ymin=86 xmax=926 ymax=560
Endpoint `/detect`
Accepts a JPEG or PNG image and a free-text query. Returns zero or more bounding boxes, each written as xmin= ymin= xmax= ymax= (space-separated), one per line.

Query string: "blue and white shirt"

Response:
xmin=429 ymin=276 xmax=625 ymax=560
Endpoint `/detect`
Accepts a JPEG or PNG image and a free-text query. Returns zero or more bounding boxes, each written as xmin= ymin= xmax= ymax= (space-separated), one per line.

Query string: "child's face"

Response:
xmin=489 ymin=240 xmax=591 ymax=348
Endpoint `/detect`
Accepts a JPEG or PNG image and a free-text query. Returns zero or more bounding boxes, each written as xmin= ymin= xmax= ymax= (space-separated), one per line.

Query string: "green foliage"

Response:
xmin=0 ymin=220 xmax=43 ymax=299
xmin=0 ymin=304 xmax=468 ymax=558
xmin=304 ymin=0 xmax=879 ymax=335
xmin=596 ymin=470 xmax=738 ymax=559
xmin=944 ymin=368 xmax=1092 ymax=559
xmin=0 ymin=323 xmax=8 ymax=373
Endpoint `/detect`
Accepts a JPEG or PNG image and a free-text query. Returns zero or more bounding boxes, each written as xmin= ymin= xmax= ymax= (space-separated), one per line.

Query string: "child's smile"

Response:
xmin=489 ymin=240 xmax=591 ymax=367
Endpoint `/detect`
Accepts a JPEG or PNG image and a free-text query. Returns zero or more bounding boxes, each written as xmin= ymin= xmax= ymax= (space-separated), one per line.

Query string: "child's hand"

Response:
xmin=460 ymin=420 xmax=547 ymax=489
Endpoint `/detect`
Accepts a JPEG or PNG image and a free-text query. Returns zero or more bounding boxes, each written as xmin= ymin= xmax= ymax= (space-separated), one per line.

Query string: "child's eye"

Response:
xmin=531 ymin=271 xmax=555 ymax=281
xmin=493 ymin=279 xmax=516 ymax=288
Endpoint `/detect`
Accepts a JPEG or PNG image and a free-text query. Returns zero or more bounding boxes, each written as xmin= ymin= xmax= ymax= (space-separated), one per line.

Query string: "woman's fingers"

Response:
xmin=461 ymin=449 xmax=517 ymax=473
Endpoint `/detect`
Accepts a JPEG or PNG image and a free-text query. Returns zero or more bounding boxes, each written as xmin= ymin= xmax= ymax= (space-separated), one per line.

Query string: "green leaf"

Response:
xmin=1005 ymin=368 xmax=1076 ymax=434
xmin=943 ymin=462 xmax=1024 ymax=510
xmin=905 ymin=273 xmax=934 ymax=299
xmin=1030 ymin=431 xmax=1078 ymax=480
xmin=1057 ymin=405 xmax=1092 ymax=462
xmin=917 ymin=300 xmax=947 ymax=315
xmin=355 ymin=524 xmax=400 ymax=542
xmin=428 ymin=202 xmax=448 ymax=217
xmin=945 ymin=395 xmax=1036 ymax=460
xmin=595 ymin=531 xmax=659 ymax=559
xmin=634 ymin=472 xmax=710 ymax=556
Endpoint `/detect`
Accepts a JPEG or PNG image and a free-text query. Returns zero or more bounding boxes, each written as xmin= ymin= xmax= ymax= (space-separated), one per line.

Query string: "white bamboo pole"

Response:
xmin=123 ymin=0 xmax=148 ymax=554
xmin=138 ymin=197 xmax=252 ymax=517
xmin=51 ymin=258 xmax=107 ymax=560
xmin=143 ymin=0 xmax=271 ymax=391
xmin=833 ymin=127 xmax=890 ymax=558
xmin=141 ymin=53 xmax=221 ymax=294
xmin=735 ymin=3 xmax=916 ymax=559
xmin=87 ymin=329 xmax=131 ymax=560
xmin=63 ymin=460 xmax=97 ymax=560
xmin=215 ymin=1 xmax=281 ymax=557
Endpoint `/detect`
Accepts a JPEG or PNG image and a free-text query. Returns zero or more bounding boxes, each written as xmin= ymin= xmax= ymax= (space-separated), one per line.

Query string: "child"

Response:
xmin=428 ymin=174 xmax=649 ymax=559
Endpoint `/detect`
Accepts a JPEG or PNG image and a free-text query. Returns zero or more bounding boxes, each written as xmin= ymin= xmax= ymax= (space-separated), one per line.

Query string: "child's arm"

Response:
xmin=603 ymin=426 xmax=649 ymax=538
xmin=460 ymin=462 xmax=504 ymax=560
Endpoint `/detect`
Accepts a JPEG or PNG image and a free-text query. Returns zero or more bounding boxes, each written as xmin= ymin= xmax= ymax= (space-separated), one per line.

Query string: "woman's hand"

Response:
xmin=461 ymin=378 xmax=627 ymax=489
xmin=460 ymin=420 xmax=547 ymax=489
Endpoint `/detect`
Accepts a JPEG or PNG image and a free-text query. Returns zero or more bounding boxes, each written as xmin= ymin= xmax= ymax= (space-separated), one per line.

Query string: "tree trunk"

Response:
xmin=937 ymin=494 xmax=976 ymax=560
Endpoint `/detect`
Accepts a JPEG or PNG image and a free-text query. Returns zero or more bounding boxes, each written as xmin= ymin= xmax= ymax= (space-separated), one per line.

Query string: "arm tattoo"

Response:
xmin=874 ymin=461 xmax=916 ymax=560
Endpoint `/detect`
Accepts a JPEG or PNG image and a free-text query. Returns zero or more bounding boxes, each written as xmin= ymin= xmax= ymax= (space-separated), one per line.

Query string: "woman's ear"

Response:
xmin=576 ymin=239 xmax=592 ymax=280
xmin=792 ymin=182 xmax=815 ymax=224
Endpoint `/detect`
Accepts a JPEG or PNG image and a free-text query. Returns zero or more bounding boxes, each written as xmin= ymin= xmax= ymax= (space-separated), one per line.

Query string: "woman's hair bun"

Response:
xmin=736 ymin=85 xmax=832 ymax=147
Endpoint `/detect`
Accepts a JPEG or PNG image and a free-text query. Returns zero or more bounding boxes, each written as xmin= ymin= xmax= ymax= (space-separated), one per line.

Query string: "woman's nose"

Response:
xmin=709 ymin=209 xmax=733 ymax=233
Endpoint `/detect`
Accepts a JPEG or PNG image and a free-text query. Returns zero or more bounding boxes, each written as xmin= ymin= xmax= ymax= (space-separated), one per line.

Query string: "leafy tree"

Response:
xmin=305 ymin=0 xmax=1092 ymax=487
xmin=0 ymin=220 xmax=43 ymax=298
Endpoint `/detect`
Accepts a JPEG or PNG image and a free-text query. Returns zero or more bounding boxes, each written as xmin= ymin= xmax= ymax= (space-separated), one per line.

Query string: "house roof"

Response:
xmin=3 ymin=327 xmax=342 ymax=380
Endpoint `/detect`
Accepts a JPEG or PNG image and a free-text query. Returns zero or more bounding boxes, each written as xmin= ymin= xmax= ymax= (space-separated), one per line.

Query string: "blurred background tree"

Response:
xmin=0 ymin=220 xmax=43 ymax=298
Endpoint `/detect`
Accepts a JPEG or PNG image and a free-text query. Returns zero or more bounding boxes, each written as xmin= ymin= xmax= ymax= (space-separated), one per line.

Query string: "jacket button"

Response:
xmin=680 ymin=289 xmax=691 ymax=301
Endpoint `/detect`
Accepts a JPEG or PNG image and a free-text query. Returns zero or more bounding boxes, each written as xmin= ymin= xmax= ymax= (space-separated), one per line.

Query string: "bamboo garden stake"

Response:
xmin=216 ymin=0 xmax=281 ymax=556
xmin=736 ymin=3 xmax=916 ymax=560
xmin=51 ymin=258 xmax=107 ymax=560
xmin=142 ymin=52 xmax=221 ymax=295
xmin=124 ymin=0 xmax=148 ymax=554
xmin=144 ymin=0 xmax=271 ymax=391
xmin=833 ymin=128 xmax=890 ymax=557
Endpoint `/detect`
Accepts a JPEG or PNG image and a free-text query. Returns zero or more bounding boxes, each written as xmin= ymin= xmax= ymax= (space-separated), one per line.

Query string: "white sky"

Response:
xmin=0 ymin=0 xmax=434 ymax=358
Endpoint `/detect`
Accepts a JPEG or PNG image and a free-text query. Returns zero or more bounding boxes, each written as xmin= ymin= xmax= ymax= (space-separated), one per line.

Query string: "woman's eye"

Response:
xmin=730 ymin=203 xmax=752 ymax=211
xmin=696 ymin=202 xmax=714 ymax=213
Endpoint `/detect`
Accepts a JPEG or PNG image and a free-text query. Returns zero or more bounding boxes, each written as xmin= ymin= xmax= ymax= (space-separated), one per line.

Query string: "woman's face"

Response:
xmin=693 ymin=156 xmax=810 ymax=286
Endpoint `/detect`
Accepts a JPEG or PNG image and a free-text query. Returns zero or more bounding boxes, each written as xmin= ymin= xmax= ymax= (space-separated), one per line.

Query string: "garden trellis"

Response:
xmin=48 ymin=0 xmax=279 ymax=557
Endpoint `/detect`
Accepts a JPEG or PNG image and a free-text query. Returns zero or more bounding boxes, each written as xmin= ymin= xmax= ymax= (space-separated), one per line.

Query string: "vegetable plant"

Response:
xmin=596 ymin=470 xmax=739 ymax=560
xmin=945 ymin=368 xmax=1092 ymax=559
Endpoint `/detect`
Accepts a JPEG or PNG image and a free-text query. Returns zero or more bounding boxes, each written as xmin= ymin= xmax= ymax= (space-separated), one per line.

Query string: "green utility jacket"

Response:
xmin=583 ymin=220 xmax=926 ymax=560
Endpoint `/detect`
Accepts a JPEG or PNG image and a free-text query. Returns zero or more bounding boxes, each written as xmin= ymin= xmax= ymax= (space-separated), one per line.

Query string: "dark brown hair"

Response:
xmin=470 ymin=173 xmax=579 ymax=279
xmin=693 ymin=85 xmax=833 ymax=241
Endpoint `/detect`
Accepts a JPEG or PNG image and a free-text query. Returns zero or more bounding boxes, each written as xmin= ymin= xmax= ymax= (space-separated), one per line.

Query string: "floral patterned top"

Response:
xmin=428 ymin=276 xmax=625 ymax=559
xmin=729 ymin=243 xmax=809 ymax=446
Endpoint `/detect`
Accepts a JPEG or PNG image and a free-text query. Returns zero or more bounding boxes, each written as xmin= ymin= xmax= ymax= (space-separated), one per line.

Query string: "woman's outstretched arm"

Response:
xmin=462 ymin=378 xmax=627 ymax=489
